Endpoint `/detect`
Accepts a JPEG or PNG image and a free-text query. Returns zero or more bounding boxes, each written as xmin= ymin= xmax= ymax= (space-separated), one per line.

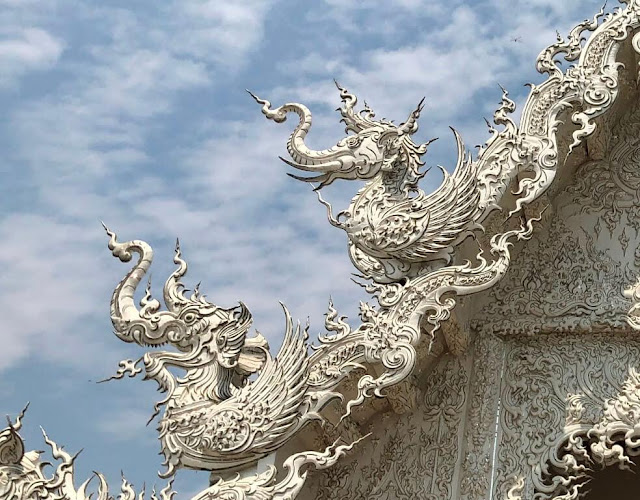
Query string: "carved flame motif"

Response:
xmin=11 ymin=2 xmax=640 ymax=498
xmin=0 ymin=407 xmax=363 ymax=500
xmin=624 ymin=276 xmax=640 ymax=329
xmin=0 ymin=405 xmax=174 ymax=500
xmin=102 ymin=226 xmax=328 ymax=476
xmin=250 ymin=83 xmax=484 ymax=283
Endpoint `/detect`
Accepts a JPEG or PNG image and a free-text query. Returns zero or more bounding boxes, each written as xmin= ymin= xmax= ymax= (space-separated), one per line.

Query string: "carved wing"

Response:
xmin=225 ymin=303 xmax=310 ymax=450
xmin=370 ymin=130 xmax=481 ymax=260
xmin=161 ymin=304 xmax=312 ymax=471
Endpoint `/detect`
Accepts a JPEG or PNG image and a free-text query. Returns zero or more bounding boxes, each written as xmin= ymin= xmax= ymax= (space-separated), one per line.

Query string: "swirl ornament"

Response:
xmin=0 ymin=406 xmax=365 ymax=500
xmin=624 ymin=276 xmax=640 ymax=329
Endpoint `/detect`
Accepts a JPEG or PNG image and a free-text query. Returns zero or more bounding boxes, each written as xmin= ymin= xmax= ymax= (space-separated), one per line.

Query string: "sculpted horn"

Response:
xmin=398 ymin=98 xmax=425 ymax=136
xmin=103 ymin=223 xmax=184 ymax=346
xmin=163 ymin=238 xmax=189 ymax=313
xmin=247 ymin=90 xmax=351 ymax=168
xmin=334 ymin=80 xmax=375 ymax=133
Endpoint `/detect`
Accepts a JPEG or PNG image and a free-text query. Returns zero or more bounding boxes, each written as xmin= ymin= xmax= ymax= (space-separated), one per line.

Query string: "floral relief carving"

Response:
xmin=475 ymin=216 xmax=636 ymax=336
xmin=569 ymin=98 xmax=640 ymax=238
xmin=493 ymin=334 xmax=640 ymax=499
xmin=307 ymin=352 xmax=470 ymax=500
xmin=460 ymin=333 xmax=505 ymax=500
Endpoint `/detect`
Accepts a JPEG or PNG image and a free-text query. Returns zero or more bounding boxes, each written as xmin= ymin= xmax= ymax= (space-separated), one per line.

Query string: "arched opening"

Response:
xmin=583 ymin=462 xmax=640 ymax=498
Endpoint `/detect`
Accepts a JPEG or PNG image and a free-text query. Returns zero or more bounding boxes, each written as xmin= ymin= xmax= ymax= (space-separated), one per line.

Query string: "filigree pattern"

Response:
xmin=0 ymin=408 xmax=364 ymax=500
xmin=459 ymin=334 xmax=504 ymax=500
xmin=308 ymin=352 xmax=470 ymax=499
xmin=493 ymin=334 xmax=640 ymax=499
xmin=521 ymin=366 xmax=640 ymax=499
xmin=569 ymin=97 xmax=640 ymax=237
xmin=0 ymin=408 xmax=175 ymax=500
xmin=13 ymin=2 xmax=640 ymax=498
xmin=250 ymin=83 xmax=485 ymax=283
xmin=476 ymin=216 xmax=637 ymax=336
xmin=102 ymin=226 xmax=344 ymax=477
xmin=625 ymin=276 xmax=640 ymax=328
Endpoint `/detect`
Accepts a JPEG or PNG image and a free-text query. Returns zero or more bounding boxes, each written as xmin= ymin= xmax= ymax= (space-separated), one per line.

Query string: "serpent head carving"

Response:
xmin=252 ymin=83 xmax=483 ymax=282
xmin=249 ymin=81 xmax=434 ymax=191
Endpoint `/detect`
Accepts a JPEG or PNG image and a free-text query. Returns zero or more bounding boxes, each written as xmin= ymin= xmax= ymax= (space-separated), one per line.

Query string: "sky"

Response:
xmin=0 ymin=0 xmax=607 ymax=497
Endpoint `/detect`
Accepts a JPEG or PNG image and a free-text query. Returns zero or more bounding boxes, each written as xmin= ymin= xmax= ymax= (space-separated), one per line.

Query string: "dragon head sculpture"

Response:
xmin=251 ymin=82 xmax=483 ymax=283
xmin=103 ymin=227 xmax=322 ymax=476
xmin=104 ymin=224 xmax=268 ymax=406
xmin=249 ymin=81 xmax=434 ymax=192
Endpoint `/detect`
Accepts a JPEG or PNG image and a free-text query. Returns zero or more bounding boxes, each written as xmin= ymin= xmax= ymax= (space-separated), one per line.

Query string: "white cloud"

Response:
xmin=0 ymin=214 xmax=119 ymax=371
xmin=164 ymin=0 xmax=277 ymax=67
xmin=0 ymin=28 xmax=64 ymax=88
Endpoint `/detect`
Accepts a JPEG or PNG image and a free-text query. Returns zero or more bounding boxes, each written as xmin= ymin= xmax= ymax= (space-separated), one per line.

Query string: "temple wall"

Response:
xmin=303 ymin=95 xmax=640 ymax=499
xmin=489 ymin=333 xmax=640 ymax=499
xmin=303 ymin=333 xmax=640 ymax=500
xmin=303 ymin=350 xmax=473 ymax=499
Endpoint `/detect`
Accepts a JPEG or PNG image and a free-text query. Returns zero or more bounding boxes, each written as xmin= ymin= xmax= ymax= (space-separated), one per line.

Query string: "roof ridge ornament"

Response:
xmin=9 ymin=1 xmax=640 ymax=498
xmin=249 ymin=85 xmax=486 ymax=283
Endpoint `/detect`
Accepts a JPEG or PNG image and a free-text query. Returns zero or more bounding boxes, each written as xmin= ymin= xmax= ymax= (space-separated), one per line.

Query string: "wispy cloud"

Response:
xmin=0 ymin=28 xmax=64 ymax=88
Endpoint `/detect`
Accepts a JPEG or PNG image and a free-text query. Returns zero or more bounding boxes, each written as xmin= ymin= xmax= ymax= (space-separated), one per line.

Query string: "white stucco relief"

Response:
xmin=307 ymin=351 xmax=472 ymax=500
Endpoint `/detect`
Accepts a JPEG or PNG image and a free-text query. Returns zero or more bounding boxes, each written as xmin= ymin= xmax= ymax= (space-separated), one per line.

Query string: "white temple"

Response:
xmin=5 ymin=1 xmax=640 ymax=499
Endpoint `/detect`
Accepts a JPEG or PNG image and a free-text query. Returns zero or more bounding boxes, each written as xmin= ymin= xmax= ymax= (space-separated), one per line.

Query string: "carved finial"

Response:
xmin=0 ymin=415 xmax=25 ymax=465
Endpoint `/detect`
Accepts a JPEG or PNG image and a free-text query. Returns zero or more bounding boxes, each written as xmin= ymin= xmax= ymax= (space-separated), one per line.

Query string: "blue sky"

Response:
xmin=0 ymin=0 xmax=606 ymax=496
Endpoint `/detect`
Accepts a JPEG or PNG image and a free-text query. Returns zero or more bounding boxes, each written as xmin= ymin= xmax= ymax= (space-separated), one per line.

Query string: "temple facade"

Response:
xmin=281 ymin=2 xmax=640 ymax=497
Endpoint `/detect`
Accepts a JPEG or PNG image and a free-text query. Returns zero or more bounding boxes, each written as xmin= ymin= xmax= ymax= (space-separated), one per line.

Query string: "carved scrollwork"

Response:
xmin=309 ymin=352 xmax=471 ymax=500
xmin=0 ymin=407 xmax=365 ymax=500
xmin=523 ymin=365 xmax=640 ymax=499
xmin=250 ymin=83 xmax=486 ymax=284
xmin=492 ymin=334 xmax=640 ymax=499
xmin=475 ymin=216 xmax=638 ymax=336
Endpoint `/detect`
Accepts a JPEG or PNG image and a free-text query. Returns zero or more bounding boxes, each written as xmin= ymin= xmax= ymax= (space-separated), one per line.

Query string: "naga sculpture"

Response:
xmin=101 ymin=224 xmax=341 ymax=477
xmin=0 ymin=405 xmax=363 ymax=500
xmin=249 ymin=83 xmax=485 ymax=283
xmin=101 ymin=212 xmax=542 ymax=477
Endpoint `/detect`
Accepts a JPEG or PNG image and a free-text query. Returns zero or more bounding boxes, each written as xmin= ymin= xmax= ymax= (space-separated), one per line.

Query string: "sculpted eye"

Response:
xmin=346 ymin=136 xmax=362 ymax=148
xmin=216 ymin=332 xmax=226 ymax=347
xmin=183 ymin=312 xmax=196 ymax=324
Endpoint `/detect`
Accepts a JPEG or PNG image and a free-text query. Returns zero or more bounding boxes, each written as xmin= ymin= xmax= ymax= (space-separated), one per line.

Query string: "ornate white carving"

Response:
xmin=308 ymin=352 xmax=470 ymax=499
xmin=250 ymin=84 xmax=485 ymax=284
xmin=101 ymin=185 xmax=542 ymax=488
xmin=514 ymin=366 xmax=640 ymax=499
xmin=0 ymin=406 xmax=175 ymax=500
xmin=475 ymin=216 xmax=637 ymax=335
xmin=253 ymin=2 xmax=636 ymax=286
xmin=0 ymin=406 xmax=365 ymax=500
xmin=492 ymin=334 xmax=640 ymax=499
xmin=624 ymin=276 xmax=640 ymax=328
xmin=102 ymin=226 xmax=343 ymax=477
xmin=459 ymin=334 xmax=504 ymax=500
